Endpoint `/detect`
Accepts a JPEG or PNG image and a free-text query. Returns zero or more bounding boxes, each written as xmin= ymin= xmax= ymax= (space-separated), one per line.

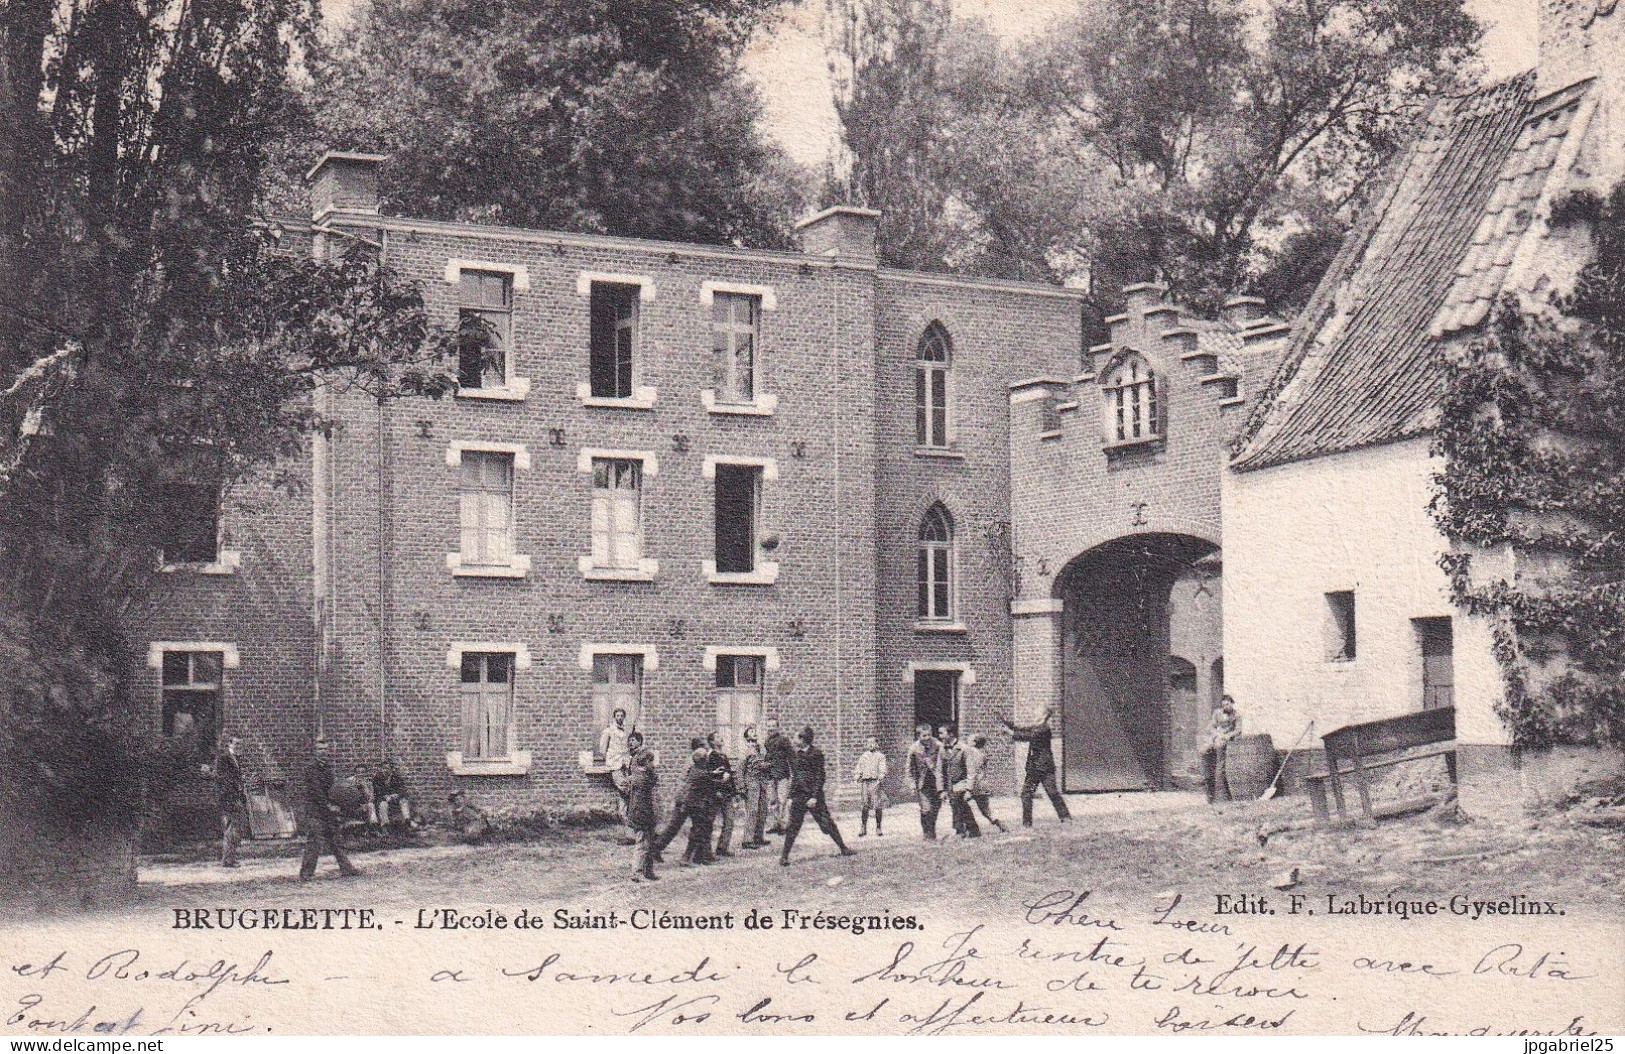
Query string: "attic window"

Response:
xmin=1103 ymin=353 xmax=1159 ymax=445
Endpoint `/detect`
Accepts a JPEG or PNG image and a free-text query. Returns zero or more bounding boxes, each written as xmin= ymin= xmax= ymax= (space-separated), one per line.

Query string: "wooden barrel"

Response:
xmin=1224 ymin=734 xmax=1278 ymax=800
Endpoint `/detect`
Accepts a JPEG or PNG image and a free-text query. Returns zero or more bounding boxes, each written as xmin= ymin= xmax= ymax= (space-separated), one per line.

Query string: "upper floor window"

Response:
xmin=457 ymin=270 xmax=512 ymax=390
xmin=161 ymin=650 xmax=222 ymax=760
xmin=589 ymin=282 xmax=639 ymax=399
xmin=591 ymin=458 xmax=643 ymax=571
xmin=711 ymin=292 xmax=759 ymax=404
xmin=1103 ymin=353 xmax=1159 ymax=444
xmin=459 ymin=651 xmax=514 ymax=761
xmin=714 ymin=463 xmax=762 ymax=573
xmin=157 ymin=483 xmax=220 ymax=565
xmin=459 ymin=451 xmax=514 ymax=567
xmin=917 ymin=503 xmax=956 ymax=623
xmin=916 ymin=322 xmax=952 ymax=448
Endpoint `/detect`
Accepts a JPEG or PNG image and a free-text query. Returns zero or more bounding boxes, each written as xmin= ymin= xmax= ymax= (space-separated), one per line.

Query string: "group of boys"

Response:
xmin=613 ymin=715 xmax=857 ymax=881
xmin=905 ymin=708 xmax=1072 ymax=838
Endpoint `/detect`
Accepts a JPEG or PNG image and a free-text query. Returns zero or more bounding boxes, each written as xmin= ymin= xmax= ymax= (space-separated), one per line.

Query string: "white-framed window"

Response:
xmin=917 ymin=503 xmax=956 ymax=624
xmin=459 ymin=450 xmax=514 ymax=568
xmin=457 ymin=269 xmax=512 ymax=392
xmin=701 ymin=456 xmax=779 ymax=584
xmin=591 ymin=458 xmax=643 ymax=570
xmin=916 ymin=322 xmax=952 ymax=448
xmin=711 ymin=292 xmax=760 ymax=405
xmin=1103 ymin=353 xmax=1160 ymax=444
xmin=592 ymin=653 xmax=644 ymax=742
xmin=160 ymin=649 xmax=223 ymax=760
xmin=588 ymin=282 xmax=640 ymax=399
xmin=715 ymin=654 xmax=764 ymax=759
xmin=458 ymin=651 xmax=514 ymax=761
xmin=715 ymin=463 xmax=762 ymax=573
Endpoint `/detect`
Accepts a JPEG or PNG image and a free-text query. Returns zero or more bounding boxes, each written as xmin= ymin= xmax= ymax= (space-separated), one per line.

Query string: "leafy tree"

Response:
xmin=1431 ymin=186 xmax=1625 ymax=749
xmin=830 ymin=0 xmax=1480 ymax=315
xmin=0 ymin=0 xmax=457 ymax=894
xmin=292 ymin=0 xmax=808 ymax=246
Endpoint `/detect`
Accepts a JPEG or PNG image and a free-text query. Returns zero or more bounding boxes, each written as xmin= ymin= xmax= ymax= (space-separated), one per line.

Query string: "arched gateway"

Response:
xmin=1055 ymin=534 xmax=1221 ymax=791
xmin=1005 ymin=281 xmax=1288 ymax=796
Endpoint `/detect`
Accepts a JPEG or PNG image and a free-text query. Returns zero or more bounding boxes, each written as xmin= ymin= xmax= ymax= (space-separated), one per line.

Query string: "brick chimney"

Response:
xmin=795 ymin=205 xmax=880 ymax=262
xmin=306 ymin=151 xmax=389 ymax=223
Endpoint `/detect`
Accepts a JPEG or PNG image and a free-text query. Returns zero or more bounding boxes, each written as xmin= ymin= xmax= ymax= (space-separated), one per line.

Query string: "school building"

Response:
xmin=134 ymin=152 xmax=1086 ymax=829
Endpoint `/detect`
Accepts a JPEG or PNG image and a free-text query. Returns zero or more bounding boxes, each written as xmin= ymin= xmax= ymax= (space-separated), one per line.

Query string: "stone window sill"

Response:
xmin=577 ymin=556 xmax=659 ymax=582
xmin=1038 ymin=430 xmax=1064 ymax=442
xmin=576 ymin=383 xmax=657 ymax=410
xmin=446 ymin=751 xmax=532 ymax=776
xmin=913 ymin=446 xmax=965 ymax=460
xmin=446 ymin=553 xmax=532 ymax=578
xmin=1104 ymin=435 xmax=1163 ymax=452
xmin=702 ymin=559 xmax=780 ymax=586
xmin=160 ymin=550 xmax=242 ymax=576
xmin=702 ymin=389 xmax=779 ymax=416
xmin=578 ymin=749 xmax=660 ymax=774
xmin=456 ymin=378 xmax=532 ymax=402
xmin=914 ymin=620 xmax=968 ymax=634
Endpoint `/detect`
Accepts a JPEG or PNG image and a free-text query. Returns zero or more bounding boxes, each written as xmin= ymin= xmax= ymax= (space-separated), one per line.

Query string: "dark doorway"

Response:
xmin=1055 ymin=533 xmax=1219 ymax=792
xmin=1415 ymin=617 xmax=1454 ymax=710
xmin=913 ymin=670 xmax=960 ymax=732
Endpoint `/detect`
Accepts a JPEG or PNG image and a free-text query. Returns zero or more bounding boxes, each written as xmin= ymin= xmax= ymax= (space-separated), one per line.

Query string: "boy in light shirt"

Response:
xmin=853 ymin=736 xmax=888 ymax=837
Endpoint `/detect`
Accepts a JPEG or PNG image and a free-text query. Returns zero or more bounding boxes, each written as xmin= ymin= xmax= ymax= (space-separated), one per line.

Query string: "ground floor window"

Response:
xmin=459 ymin=652 xmax=514 ymax=760
xmin=715 ymin=654 xmax=764 ymax=758
xmin=592 ymin=653 xmax=643 ymax=743
xmin=161 ymin=650 xmax=222 ymax=760
xmin=912 ymin=669 xmax=960 ymax=732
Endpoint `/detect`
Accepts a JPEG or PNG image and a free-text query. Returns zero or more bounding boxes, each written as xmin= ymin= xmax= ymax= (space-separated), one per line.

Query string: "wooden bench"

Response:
xmin=1305 ymin=707 xmax=1457 ymax=826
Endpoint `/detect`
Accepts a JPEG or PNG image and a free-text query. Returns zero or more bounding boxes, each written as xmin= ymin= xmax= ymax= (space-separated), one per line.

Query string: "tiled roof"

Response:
xmin=1231 ymin=71 xmax=1593 ymax=472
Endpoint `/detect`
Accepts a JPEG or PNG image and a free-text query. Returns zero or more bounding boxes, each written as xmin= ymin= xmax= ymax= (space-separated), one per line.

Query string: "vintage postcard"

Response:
xmin=2 ymin=0 xmax=1622 ymax=1039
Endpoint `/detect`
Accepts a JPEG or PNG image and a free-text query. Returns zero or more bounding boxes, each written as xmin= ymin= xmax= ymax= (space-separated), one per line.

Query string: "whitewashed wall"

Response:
xmin=1222 ymin=437 xmax=1508 ymax=749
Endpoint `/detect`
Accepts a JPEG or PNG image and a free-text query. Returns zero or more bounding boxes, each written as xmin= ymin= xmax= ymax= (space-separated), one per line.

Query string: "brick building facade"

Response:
xmin=1006 ymin=283 xmax=1287 ymax=794
xmin=137 ymin=154 xmax=1083 ymax=822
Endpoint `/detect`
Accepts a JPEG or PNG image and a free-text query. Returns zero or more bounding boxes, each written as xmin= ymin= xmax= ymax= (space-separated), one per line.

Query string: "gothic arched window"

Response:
xmin=1103 ymin=353 xmax=1160 ymax=444
xmin=916 ymin=322 xmax=952 ymax=448
xmin=917 ymin=503 xmax=956 ymax=622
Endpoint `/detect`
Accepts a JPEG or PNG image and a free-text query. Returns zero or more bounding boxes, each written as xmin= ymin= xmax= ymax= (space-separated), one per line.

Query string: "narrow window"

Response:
xmin=915 ymin=322 xmax=952 ymax=447
xmin=459 ymin=451 xmax=514 ymax=566
xmin=714 ymin=463 xmax=760 ymax=573
xmin=161 ymin=650 xmax=222 ymax=760
xmin=158 ymin=484 xmax=221 ymax=564
xmin=1415 ymin=617 xmax=1454 ymax=710
xmin=590 ymin=458 xmax=643 ymax=570
xmin=589 ymin=282 xmax=639 ymax=399
xmin=917 ymin=504 xmax=955 ymax=622
xmin=459 ymin=651 xmax=513 ymax=760
xmin=592 ymin=654 xmax=643 ymax=741
xmin=1103 ymin=354 xmax=1159 ymax=444
xmin=711 ymin=292 xmax=759 ymax=403
xmin=1325 ymin=591 xmax=1357 ymax=662
xmin=458 ymin=270 xmax=512 ymax=390
xmin=715 ymin=655 xmax=764 ymax=758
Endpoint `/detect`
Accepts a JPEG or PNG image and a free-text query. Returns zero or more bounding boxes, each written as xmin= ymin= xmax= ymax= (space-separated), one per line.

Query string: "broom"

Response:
xmin=1260 ymin=719 xmax=1315 ymax=800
